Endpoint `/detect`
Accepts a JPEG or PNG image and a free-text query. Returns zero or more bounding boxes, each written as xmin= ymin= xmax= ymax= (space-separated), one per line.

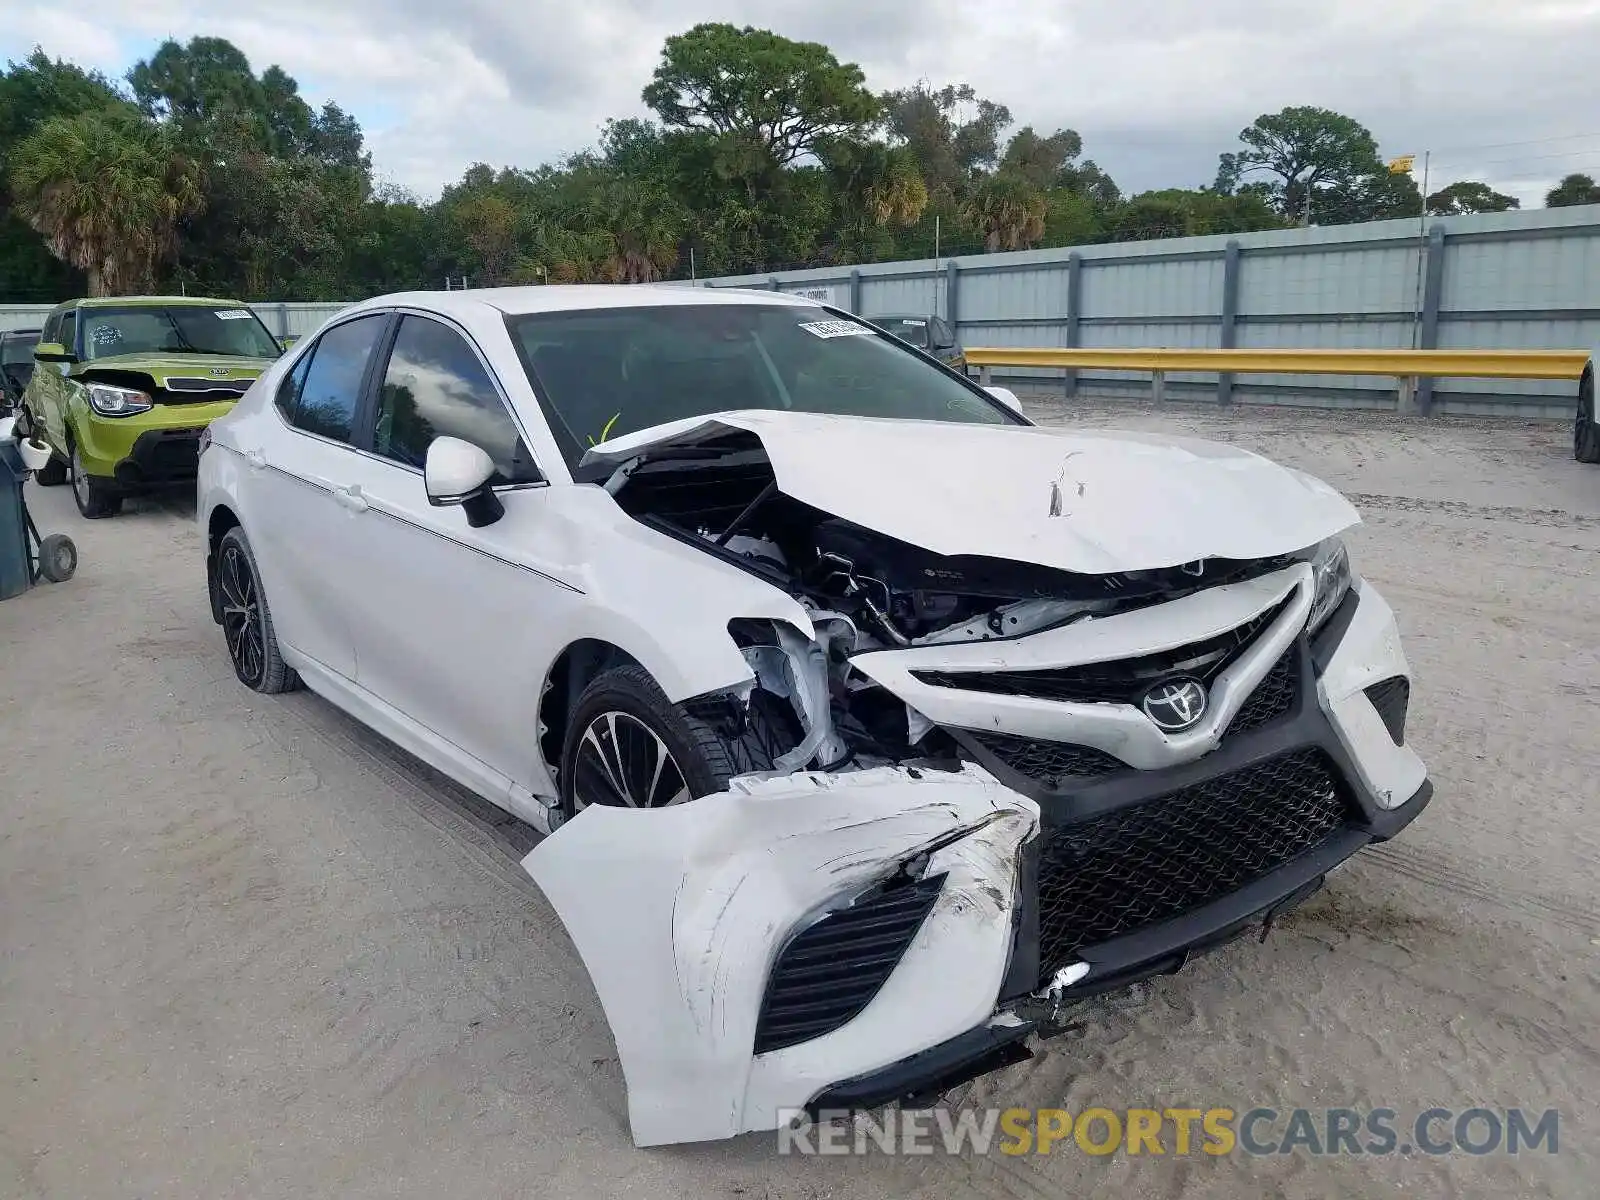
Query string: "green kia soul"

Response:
xmin=18 ymin=296 xmax=284 ymax=517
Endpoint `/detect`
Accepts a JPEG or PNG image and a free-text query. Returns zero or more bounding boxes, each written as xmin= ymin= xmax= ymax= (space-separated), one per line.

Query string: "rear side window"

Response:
xmin=290 ymin=316 xmax=385 ymax=444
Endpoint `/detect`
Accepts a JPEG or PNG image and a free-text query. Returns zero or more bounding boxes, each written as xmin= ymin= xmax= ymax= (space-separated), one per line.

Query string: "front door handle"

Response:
xmin=336 ymin=484 xmax=369 ymax=514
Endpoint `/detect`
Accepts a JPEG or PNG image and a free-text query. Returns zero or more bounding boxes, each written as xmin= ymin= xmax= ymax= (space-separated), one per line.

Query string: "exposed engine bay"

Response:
xmin=602 ymin=433 xmax=1304 ymax=770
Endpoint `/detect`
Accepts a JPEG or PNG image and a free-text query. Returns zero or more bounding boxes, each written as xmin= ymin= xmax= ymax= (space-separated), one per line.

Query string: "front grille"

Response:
xmin=164 ymin=377 xmax=252 ymax=396
xmin=970 ymin=731 xmax=1129 ymax=785
xmin=1035 ymin=749 xmax=1351 ymax=975
xmin=913 ymin=595 xmax=1293 ymax=704
xmin=754 ymin=873 xmax=946 ymax=1054
xmin=1226 ymin=648 xmax=1299 ymax=736
xmin=1364 ymin=677 xmax=1410 ymax=745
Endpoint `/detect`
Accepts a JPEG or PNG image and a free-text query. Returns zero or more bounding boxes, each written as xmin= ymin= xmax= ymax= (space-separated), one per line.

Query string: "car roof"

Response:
xmin=343 ymin=284 xmax=823 ymax=321
xmin=67 ymin=296 xmax=251 ymax=310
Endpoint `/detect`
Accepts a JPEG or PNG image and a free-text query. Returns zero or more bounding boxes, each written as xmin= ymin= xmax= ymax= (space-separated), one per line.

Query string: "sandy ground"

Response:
xmin=1 ymin=398 xmax=1597 ymax=1199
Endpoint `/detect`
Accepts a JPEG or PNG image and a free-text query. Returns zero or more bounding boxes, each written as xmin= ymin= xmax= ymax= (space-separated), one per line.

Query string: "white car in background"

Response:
xmin=196 ymin=286 xmax=1431 ymax=1147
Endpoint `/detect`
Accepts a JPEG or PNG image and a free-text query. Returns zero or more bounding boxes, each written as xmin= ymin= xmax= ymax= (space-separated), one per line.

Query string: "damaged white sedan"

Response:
xmin=197 ymin=285 xmax=1430 ymax=1147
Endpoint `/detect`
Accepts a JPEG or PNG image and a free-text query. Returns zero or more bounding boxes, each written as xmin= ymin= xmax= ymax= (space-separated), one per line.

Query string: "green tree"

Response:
xmin=1427 ymin=180 xmax=1519 ymax=216
xmin=1216 ymin=106 xmax=1384 ymax=224
xmin=880 ymin=82 xmax=1011 ymax=194
xmin=1546 ymin=173 xmax=1600 ymax=208
xmin=0 ymin=50 xmax=136 ymax=298
xmin=999 ymin=126 xmax=1082 ymax=190
xmin=642 ymin=24 xmax=878 ymax=166
xmin=1107 ymin=187 xmax=1287 ymax=241
xmin=962 ymin=173 xmax=1046 ymax=252
xmin=10 ymin=107 xmax=203 ymax=294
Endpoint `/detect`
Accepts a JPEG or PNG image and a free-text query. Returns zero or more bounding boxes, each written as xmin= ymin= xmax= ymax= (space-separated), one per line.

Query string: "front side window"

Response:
xmin=506 ymin=304 xmax=1017 ymax=469
xmin=291 ymin=316 xmax=386 ymax=444
xmin=77 ymin=305 xmax=282 ymax=362
xmin=275 ymin=350 xmax=313 ymax=421
xmin=2 ymin=333 xmax=38 ymax=365
xmin=373 ymin=316 xmax=539 ymax=483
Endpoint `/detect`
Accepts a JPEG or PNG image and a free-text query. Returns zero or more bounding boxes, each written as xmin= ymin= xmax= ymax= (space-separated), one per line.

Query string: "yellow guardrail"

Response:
xmin=961 ymin=347 xmax=1593 ymax=380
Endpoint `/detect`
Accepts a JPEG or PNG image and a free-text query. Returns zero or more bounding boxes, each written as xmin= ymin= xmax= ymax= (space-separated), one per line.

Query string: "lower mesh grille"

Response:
xmin=754 ymin=873 xmax=946 ymax=1054
xmin=1227 ymin=649 xmax=1299 ymax=736
xmin=1035 ymin=749 xmax=1350 ymax=975
xmin=970 ymin=731 xmax=1129 ymax=785
xmin=1364 ymin=677 xmax=1410 ymax=745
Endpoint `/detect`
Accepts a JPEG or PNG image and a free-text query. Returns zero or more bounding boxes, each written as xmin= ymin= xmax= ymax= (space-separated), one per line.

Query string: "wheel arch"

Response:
xmin=205 ymin=504 xmax=243 ymax=623
xmin=537 ymin=639 xmax=647 ymax=781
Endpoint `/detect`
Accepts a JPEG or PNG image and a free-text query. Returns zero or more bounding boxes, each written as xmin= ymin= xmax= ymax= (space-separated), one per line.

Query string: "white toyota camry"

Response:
xmin=197 ymin=285 xmax=1430 ymax=1146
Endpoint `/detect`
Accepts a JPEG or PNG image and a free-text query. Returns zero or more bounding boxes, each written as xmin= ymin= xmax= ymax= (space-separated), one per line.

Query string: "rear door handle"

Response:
xmin=336 ymin=484 xmax=369 ymax=514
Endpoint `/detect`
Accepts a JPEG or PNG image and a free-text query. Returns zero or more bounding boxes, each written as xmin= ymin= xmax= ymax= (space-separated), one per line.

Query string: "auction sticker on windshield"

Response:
xmin=215 ymin=310 xmax=254 ymax=320
xmin=799 ymin=319 xmax=876 ymax=339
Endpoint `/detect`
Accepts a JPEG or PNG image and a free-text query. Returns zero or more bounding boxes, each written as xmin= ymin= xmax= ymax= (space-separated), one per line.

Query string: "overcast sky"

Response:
xmin=5 ymin=0 xmax=1600 ymax=207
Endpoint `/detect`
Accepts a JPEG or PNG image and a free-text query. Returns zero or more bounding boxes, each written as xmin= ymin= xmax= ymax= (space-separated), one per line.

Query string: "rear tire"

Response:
xmin=557 ymin=665 xmax=799 ymax=817
xmin=70 ymin=444 xmax=121 ymax=517
xmin=1575 ymin=369 xmax=1600 ymax=464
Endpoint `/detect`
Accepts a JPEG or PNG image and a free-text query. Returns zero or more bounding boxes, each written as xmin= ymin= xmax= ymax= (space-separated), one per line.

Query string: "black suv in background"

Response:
xmin=866 ymin=313 xmax=965 ymax=370
xmin=0 ymin=328 xmax=40 ymax=415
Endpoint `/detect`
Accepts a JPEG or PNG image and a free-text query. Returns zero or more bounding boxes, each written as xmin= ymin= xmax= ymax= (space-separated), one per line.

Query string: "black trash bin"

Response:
xmin=0 ymin=437 xmax=76 ymax=599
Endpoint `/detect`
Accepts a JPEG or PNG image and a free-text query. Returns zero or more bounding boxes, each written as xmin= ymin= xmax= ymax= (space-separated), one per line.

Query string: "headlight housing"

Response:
xmin=1306 ymin=537 xmax=1353 ymax=633
xmin=85 ymin=382 xmax=153 ymax=417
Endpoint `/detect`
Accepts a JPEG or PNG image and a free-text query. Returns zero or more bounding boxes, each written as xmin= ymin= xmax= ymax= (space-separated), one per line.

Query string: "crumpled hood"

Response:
xmin=583 ymin=409 xmax=1360 ymax=575
xmin=75 ymin=352 xmax=272 ymax=385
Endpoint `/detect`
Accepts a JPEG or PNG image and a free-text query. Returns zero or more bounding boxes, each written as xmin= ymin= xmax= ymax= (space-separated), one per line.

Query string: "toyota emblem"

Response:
xmin=1140 ymin=677 xmax=1209 ymax=733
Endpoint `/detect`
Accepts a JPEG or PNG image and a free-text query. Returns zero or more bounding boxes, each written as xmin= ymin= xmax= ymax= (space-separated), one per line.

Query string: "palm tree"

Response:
xmin=10 ymin=108 xmax=203 ymax=295
xmin=962 ymin=173 xmax=1047 ymax=253
xmin=584 ymin=173 xmax=684 ymax=283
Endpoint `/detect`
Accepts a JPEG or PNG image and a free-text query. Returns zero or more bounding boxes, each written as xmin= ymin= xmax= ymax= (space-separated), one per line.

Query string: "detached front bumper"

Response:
xmin=524 ymin=575 xmax=1429 ymax=1146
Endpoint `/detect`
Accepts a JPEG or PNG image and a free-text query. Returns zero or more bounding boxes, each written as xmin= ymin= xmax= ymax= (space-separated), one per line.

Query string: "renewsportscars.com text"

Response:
xmin=777 ymin=1106 xmax=1560 ymax=1157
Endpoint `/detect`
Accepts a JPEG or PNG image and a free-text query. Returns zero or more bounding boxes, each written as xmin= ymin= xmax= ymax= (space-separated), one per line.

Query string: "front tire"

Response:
xmin=557 ymin=665 xmax=798 ymax=817
xmin=1575 ymin=369 xmax=1600 ymax=464
xmin=70 ymin=444 xmax=121 ymax=517
xmin=216 ymin=526 xmax=300 ymax=693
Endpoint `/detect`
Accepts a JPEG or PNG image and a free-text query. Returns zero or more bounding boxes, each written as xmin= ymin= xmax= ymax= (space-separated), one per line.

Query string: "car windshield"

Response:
xmin=2 ymin=334 xmax=37 ymax=364
xmin=506 ymin=303 xmax=1016 ymax=468
xmin=77 ymin=305 xmax=280 ymax=361
xmin=872 ymin=316 xmax=931 ymax=348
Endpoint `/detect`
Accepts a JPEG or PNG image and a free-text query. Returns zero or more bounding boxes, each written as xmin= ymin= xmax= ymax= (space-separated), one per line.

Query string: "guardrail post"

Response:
xmin=1415 ymin=224 xmax=1448 ymax=417
xmin=1064 ymin=252 xmax=1083 ymax=400
xmin=1152 ymin=371 xmax=1166 ymax=405
xmin=768 ymin=276 xmax=780 ymax=291
xmin=1218 ymin=240 xmax=1241 ymax=405
xmin=1397 ymin=377 xmax=1416 ymax=415
xmin=849 ymin=268 xmax=862 ymax=315
xmin=275 ymin=303 xmax=290 ymax=338
xmin=979 ymin=365 xmax=993 ymax=386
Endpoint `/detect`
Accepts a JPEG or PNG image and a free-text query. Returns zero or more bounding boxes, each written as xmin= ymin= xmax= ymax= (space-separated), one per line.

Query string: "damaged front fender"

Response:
xmin=523 ymin=765 xmax=1039 ymax=1146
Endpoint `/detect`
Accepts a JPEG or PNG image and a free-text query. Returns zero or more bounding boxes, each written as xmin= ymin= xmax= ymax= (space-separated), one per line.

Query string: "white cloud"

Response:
xmin=3 ymin=0 xmax=1598 ymax=205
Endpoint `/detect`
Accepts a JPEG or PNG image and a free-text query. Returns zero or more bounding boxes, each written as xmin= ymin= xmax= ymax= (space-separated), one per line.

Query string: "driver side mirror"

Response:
xmin=424 ymin=436 xmax=504 ymax=528
xmin=33 ymin=341 xmax=75 ymax=364
xmin=984 ymin=385 xmax=1024 ymax=415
